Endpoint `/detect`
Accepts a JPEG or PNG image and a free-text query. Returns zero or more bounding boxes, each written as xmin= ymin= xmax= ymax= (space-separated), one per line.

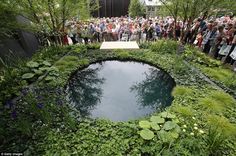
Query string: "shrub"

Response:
xmin=172 ymin=86 xmax=194 ymax=97
xmin=199 ymin=97 xmax=226 ymax=113
xmin=206 ymin=115 xmax=236 ymax=155
xmin=139 ymin=42 xmax=152 ymax=49
xmin=173 ymin=56 xmax=190 ymax=75
xmin=173 ymin=106 xmax=194 ymax=117
xmin=86 ymin=43 xmax=101 ymax=49
xmin=183 ymin=46 xmax=221 ymax=67
xmin=209 ymin=90 xmax=235 ymax=107
xmin=201 ymin=67 xmax=236 ymax=90
xmin=150 ymin=40 xmax=178 ymax=54
xmin=54 ymin=56 xmax=79 ymax=72
xmin=114 ymin=49 xmax=131 ymax=59
xmin=199 ymin=90 xmax=235 ymax=114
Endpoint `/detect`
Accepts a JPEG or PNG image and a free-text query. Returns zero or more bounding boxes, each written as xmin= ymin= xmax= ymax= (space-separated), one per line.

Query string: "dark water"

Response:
xmin=66 ymin=61 xmax=175 ymax=121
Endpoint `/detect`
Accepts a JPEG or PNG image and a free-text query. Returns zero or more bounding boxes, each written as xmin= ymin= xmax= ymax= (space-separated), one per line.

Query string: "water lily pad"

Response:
xmin=150 ymin=116 xmax=165 ymax=123
xmin=139 ymin=121 xmax=151 ymax=129
xmin=140 ymin=129 xmax=154 ymax=140
xmin=22 ymin=73 xmax=35 ymax=79
xmin=33 ymin=69 xmax=43 ymax=75
xmin=26 ymin=61 xmax=39 ymax=68
xmin=158 ymin=130 xmax=174 ymax=143
xmin=173 ymin=125 xmax=181 ymax=133
xmin=45 ymin=76 xmax=55 ymax=81
xmin=170 ymin=132 xmax=179 ymax=139
xmin=160 ymin=112 xmax=176 ymax=119
xmin=173 ymin=118 xmax=180 ymax=124
xmin=42 ymin=61 xmax=51 ymax=66
xmin=39 ymin=67 xmax=50 ymax=71
xmin=163 ymin=121 xmax=176 ymax=131
xmin=48 ymin=66 xmax=59 ymax=72
xmin=151 ymin=122 xmax=160 ymax=130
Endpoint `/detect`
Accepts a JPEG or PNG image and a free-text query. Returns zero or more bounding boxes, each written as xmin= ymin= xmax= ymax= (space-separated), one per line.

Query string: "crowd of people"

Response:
xmin=63 ymin=15 xmax=236 ymax=66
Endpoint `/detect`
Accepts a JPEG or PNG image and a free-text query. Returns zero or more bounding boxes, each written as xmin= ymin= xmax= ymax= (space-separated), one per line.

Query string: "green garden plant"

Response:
xmin=199 ymin=90 xmax=235 ymax=114
xmin=201 ymin=67 xmax=236 ymax=90
xmin=206 ymin=115 xmax=236 ymax=155
xmin=1 ymin=40 xmax=236 ymax=155
xmin=172 ymin=86 xmax=194 ymax=96
xmin=138 ymin=111 xmax=180 ymax=143
xmin=21 ymin=60 xmax=60 ymax=83
xmin=150 ymin=40 xmax=178 ymax=54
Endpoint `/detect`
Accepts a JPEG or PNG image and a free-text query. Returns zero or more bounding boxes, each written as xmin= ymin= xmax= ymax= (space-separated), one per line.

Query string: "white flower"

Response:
xmin=183 ymin=125 xmax=187 ymax=128
xmin=194 ymin=123 xmax=198 ymax=127
xmin=183 ymin=129 xmax=186 ymax=132
xmin=194 ymin=127 xmax=198 ymax=130
xmin=199 ymin=130 xmax=204 ymax=134
xmin=192 ymin=117 xmax=196 ymax=120
xmin=190 ymin=132 xmax=194 ymax=136
xmin=55 ymin=3 xmax=60 ymax=8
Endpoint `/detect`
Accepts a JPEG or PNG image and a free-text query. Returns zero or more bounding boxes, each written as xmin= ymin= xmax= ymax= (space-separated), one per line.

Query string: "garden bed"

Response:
xmin=1 ymin=41 xmax=236 ymax=155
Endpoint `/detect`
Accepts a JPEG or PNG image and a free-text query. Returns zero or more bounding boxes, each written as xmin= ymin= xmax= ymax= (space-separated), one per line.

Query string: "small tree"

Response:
xmin=159 ymin=0 xmax=233 ymax=40
xmin=129 ymin=0 xmax=145 ymax=17
xmin=1 ymin=0 xmax=99 ymax=45
xmin=0 ymin=0 xmax=29 ymax=38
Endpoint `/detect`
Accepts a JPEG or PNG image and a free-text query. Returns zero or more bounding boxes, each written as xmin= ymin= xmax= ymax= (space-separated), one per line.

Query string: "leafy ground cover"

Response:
xmin=0 ymin=41 xmax=236 ymax=155
xmin=183 ymin=45 xmax=236 ymax=95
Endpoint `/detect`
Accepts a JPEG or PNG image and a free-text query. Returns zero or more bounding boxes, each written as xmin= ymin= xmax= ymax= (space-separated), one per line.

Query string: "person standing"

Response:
xmin=147 ymin=24 xmax=154 ymax=41
xmin=175 ymin=22 xmax=181 ymax=41
xmin=82 ymin=26 xmax=89 ymax=44
xmin=224 ymin=30 xmax=236 ymax=64
xmin=210 ymin=26 xmax=225 ymax=58
xmin=202 ymin=24 xmax=217 ymax=54
xmin=70 ymin=23 xmax=78 ymax=44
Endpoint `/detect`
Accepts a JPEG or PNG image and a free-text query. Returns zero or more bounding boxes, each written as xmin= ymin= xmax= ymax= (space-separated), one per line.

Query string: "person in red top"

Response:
xmin=107 ymin=22 xmax=113 ymax=41
xmin=194 ymin=31 xmax=203 ymax=48
xmin=60 ymin=27 xmax=69 ymax=45
xmin=108 ymin=22 xmax=113 ymax=30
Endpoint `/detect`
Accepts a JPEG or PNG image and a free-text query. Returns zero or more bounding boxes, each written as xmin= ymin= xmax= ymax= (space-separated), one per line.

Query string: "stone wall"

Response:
xmin=0 ymin=16 xmax=39 ymax=64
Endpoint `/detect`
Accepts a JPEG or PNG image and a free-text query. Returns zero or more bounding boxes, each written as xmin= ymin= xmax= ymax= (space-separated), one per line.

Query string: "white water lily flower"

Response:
xmin=192 ymin=117 xmax=196 ymax=120
xmin=183 ymin=129 xmax=186 ymax=132
xmin=183 ymin=125 xmax=187 ymax=128
xmin=199 ymin=130 xmax=204 ymax=134
xmin=194 ymin=127 xmax=198 ymax=130
xmin=190 ymin=132 xmax=194 ymax=136
xmin=194 ymin=123 xmax=198 ymax=127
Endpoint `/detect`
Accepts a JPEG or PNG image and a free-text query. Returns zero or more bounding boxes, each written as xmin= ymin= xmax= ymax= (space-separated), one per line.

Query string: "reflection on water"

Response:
xmin=66 ymin=66 xmax=105 ymax=116
xmin=66 ymin=61 xmax=175 ymax=121
xmin=131 ymin=68 xmax=175 ymax=111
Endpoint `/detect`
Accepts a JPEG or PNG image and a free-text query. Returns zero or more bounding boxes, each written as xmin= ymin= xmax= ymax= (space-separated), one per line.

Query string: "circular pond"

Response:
xmin=66 ymin=61 xmax=175 ymax=121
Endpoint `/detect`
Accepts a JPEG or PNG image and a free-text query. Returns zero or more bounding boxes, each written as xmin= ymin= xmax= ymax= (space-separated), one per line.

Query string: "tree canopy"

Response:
xmin=0 ymin=1 xmax=23 ymax=38
xmin=129 ymin=0 xmax=145 ymax=17
xmin=159 ymin=0 xmax=236 ymax=22
xmin=0 ymin=0 xmax=99 ymax=40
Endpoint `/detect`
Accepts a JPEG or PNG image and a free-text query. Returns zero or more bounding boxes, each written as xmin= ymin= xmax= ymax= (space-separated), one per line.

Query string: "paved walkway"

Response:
xmin=100 ymin=41 xmax=139 ymax=50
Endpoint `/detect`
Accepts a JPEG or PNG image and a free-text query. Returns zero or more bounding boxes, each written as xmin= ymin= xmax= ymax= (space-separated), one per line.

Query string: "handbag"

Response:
xmin=230 ymin=46 xmax=236 ymax=60
xmin=193 ymin=39 xmax=198 ymax=45
xmin=219 ymin=44 xmax=232 ymax=56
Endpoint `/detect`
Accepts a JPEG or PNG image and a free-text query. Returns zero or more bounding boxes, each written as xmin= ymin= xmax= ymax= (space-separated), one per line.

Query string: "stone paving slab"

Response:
xmin=100 ymin=41 xmax=140 ymax=49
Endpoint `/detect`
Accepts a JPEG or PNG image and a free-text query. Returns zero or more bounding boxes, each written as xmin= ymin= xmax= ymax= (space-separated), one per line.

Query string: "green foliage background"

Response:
xmin=0 ymin=41 xmax=236 ymax=155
